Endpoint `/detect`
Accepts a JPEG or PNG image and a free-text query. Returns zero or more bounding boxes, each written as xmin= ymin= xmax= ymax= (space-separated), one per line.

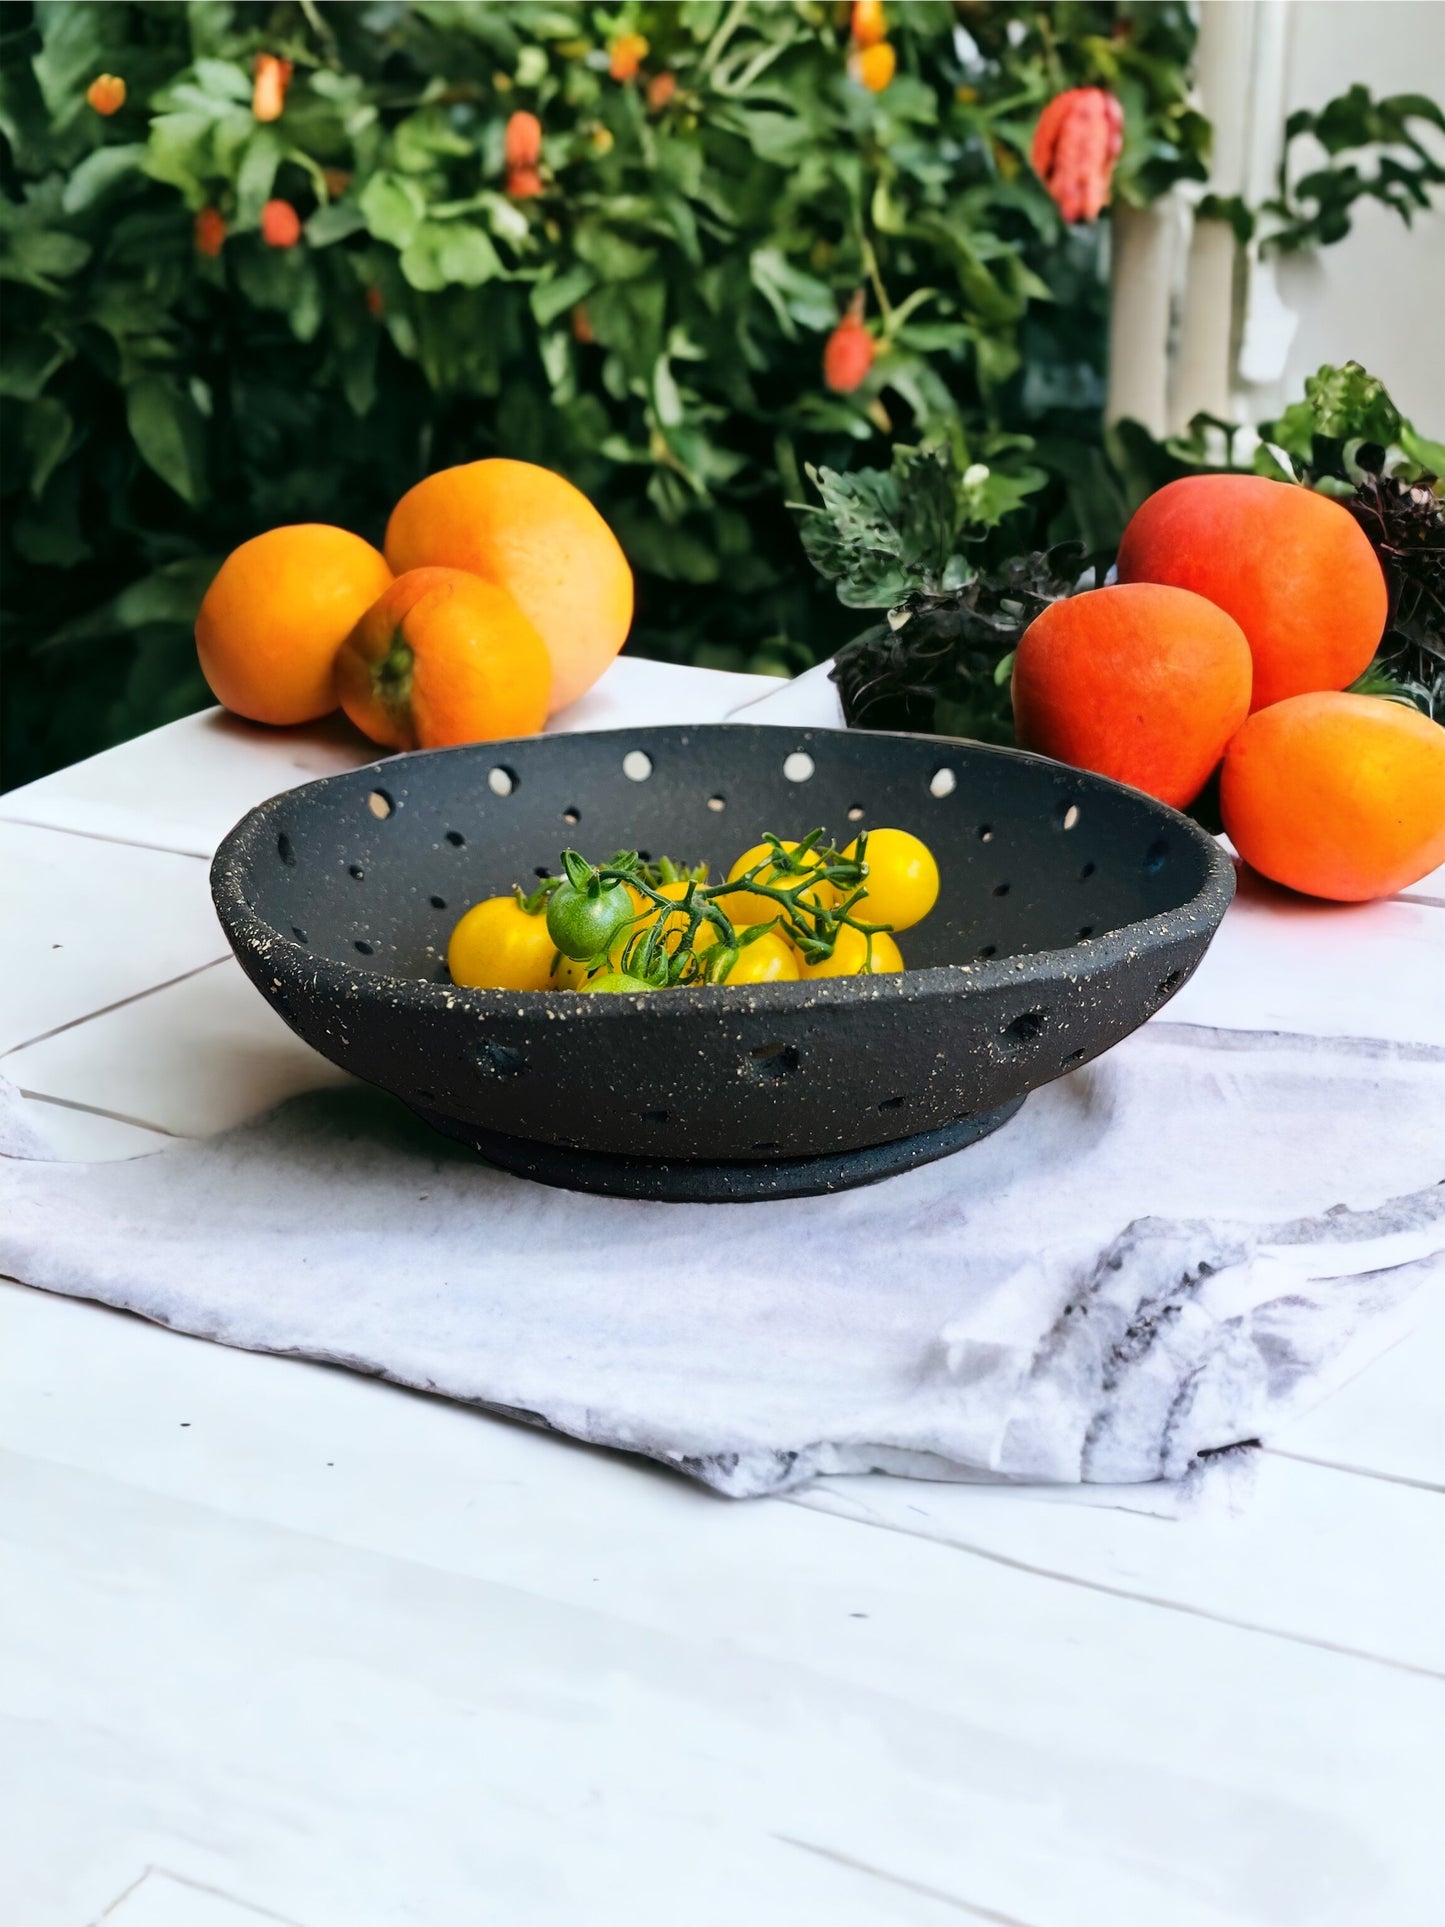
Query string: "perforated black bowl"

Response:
xmin=212 ymin=724 xmax=1233 ymax=1200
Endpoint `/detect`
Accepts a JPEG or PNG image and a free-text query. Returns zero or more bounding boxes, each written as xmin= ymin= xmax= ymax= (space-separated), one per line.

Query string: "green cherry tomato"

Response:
xmin=578 ymin=970 xmax=658 ymax=994
xmin=545 ymin=879 xmax=634 ymax=960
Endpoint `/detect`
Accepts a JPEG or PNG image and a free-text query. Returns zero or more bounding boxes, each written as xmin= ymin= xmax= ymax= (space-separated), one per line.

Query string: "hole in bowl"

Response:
xmin=751 ymin=1140 xmax=779 ymax=1153
xmin=429 ymin=895 xmax=447 ymax=910
xmin=976 ymin=943 xmax=998 ymax=960
xmin=640 ymin=1109 xmax=669 ymax=1125
xmin=993 ymin=882 xmax=1011 ymax=898
xmin=929 ymin=767 xmax=956 ymax=799
xmin=277 ymin=833 xmax=296 ymax=867
xmin=1057 ymin=801 xmax=1081 ymax=831
xmin=291 ymin=926 xmax=307 ymax=945
xmin=1065 ymin=1048 xmax=1086 ymax=1065
xmin=1002 ymin=1009 xmax=1048 ymax=1049
xmin=1077 ymin=924 xmax=1094 ymax=940
xmin=877 ymin=1095 xmax=905 ymax=1112
xmin=1080 ymin=860 xmax=1097 ymax=880
xmin=354 ymin=940 xmax=374 ymax=955
xmin=706 ymin=794 xmax=726 ymax=812
xmin=478 ymin=1041 xmax=526 ymax=1077
xmin=445 ymin=830 xmax=466 ymax=848
xmin=348 ymin=864 xmax=365 ymax=880
xmin=978 ymin=824 xmax=994 ymax=842
xmin=622 ymin=750 xmax=652 ymax=782
xmin=367 ymin=790 xmax=393 ymax=819
xmin=534 ymin=865 xmax=552 ymax=879
xmin=748 ymin=1043 xmax=800 ymax=1081
xmin=783 ymin=751 xmax=815 ymax=784
xmin=488 ymin=767 xmax=516 ymax=797
xmin=415 ymin=1089 xmax=435 ymax=1103
xmin=563 ymin=806 xmax=580 ymax=825
xmin=1157 ymin=968 xmax=1185 ymax=998
xmin=1144 ymin=837 xmax=1170 ymax=875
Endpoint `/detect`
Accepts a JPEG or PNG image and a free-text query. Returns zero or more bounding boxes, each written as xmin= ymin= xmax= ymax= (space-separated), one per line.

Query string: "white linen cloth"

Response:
xmin=1 ymin=662 xmax=1440 ymax=1498
xmin=1 ymin=1025 xmax=1441 ymax=1498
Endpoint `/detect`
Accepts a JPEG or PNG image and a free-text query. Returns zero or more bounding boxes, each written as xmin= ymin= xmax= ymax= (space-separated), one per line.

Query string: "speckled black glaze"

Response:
xmin=211 ymin=724 xmax=1234 ymax=1200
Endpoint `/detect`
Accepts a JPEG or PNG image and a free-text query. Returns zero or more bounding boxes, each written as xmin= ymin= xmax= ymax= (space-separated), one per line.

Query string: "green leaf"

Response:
xmin=22 ymin=397 xmax=74 ymax=497
xmin=306 ymin=201 xmax=368 ymax=248
xmin=236 ymin=128 xmax=284 ymax=225
xmin=61 ymin=144 xmax=148 ymax=214
xmin=393 ymin=107 xmax=474 ymax=173
xmin=573 ymin=221 xmax=657 ymax=284
xmin=359 ymin=172 xmax=428 ymax=249
xmin=400 ymin=222 xmax=501 ymax=292
xmin=126 ymin=374 xmax=208 ymax=504
xmin=1 ymin=229 xmax=91 ymax=287
xmin=0 ymin=334 xmax=72 ymax=401
xmin=531 ymin=264 xmax=594 ymax=328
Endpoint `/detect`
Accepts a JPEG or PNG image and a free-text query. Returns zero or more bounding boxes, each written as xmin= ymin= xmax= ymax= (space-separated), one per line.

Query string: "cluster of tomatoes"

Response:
xmin=446 ymin=827 xmax=940 ymax=994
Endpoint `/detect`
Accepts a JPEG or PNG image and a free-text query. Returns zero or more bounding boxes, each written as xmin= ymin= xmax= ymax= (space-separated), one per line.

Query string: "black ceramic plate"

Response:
xmin=212 ymin=724 xmax=1233 ymax=1201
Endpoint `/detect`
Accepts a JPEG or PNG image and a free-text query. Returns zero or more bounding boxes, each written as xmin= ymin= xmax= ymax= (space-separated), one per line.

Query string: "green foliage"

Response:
xmin=1200 ymin=87 xmax=1445 ymax=254
xmin=2 ymin=5 xmax=1439 ymax=788
xmin=2 ymin=0 xmax=1209 ymax=786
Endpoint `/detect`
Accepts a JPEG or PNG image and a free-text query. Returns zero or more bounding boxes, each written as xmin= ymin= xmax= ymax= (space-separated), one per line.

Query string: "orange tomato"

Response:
xmin=335 ymin=567 xmax=550 ymax=750
xmin=384 ymin=459 xmax=634 ymax=715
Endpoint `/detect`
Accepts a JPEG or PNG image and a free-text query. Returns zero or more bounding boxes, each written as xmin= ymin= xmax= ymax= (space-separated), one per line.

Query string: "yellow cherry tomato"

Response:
xmin=711 ymin=929 xmax=801 ymax=985
xmin=798 ymin=922 xmax=903 ymax=978
xmin=715 ymin=840 xmax=830 ymax=928
xmin=448 ymin=896 xmax=558 ymax=990
xmin=845 ymin=828 xmax=938 ymax=931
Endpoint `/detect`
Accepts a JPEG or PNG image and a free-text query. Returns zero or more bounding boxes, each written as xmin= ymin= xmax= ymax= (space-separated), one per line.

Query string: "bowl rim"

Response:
xmin=211 ymin=723 xmax=1236 ymax=1021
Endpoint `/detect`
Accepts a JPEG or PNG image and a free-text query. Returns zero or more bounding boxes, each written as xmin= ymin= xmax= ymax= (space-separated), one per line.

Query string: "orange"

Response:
xmin=384 ymin=459 xmax=633 ymax=715
xmin=1220 ymin=691 xmax=1445 ymax=902
xmin=1117 ymin=475 xmax=1387 ymax=712
xmin=1012 ymin=583 xmax=1252 ymax=807
xmin=335 ymin=567 xmax=549 ymax=750
xmin=195 ymin=524 xmax=392 ymax=725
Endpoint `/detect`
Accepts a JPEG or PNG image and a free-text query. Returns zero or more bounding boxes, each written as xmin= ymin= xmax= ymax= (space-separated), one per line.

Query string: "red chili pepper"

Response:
xmin=86 ymin=74 xmax=126 ymax=116
xmin=505 ymin=110 xmax=542 ymax=171
xmin=609 ymin=33 xmax=648 ymax=82
xmin=194 ymin=207 xmax=227 ymax=258
xmin=261 ymin=198 xmax=302 ymax=248
xmin=823 ymin=292 xmax=875 ymax=394
xmin=1031 ymin=87 xmax=1125 ymax=223
xmin=646 ymin=71 xmax=678 ymax=113
xmin=252 ymin=54 xmax=292 ymax=124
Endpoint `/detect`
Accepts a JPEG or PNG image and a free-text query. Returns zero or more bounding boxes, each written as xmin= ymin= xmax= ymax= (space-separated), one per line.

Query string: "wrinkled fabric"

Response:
xmin=3 ymin=1023 xmax=1441 ymax=1498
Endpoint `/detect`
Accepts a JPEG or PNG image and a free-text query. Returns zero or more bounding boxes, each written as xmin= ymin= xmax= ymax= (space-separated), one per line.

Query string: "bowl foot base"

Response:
xmin=415 ymin=1097 xmax=1026 ymax=1203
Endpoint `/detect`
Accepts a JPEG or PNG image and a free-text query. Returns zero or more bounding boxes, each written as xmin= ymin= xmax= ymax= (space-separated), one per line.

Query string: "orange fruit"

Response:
xmin=195 ymin=524 xmax=392 ymax=725
xmin=1116 ymin=475 xmax=1387 ymax=712
xmin=384 ymin=460 xmax=633 ymax=715
xmin=1220 ymin=691 xmax=1445 ymax=902
xmin=336 ymin=568 xmax=550 ymax=750
xmin=1012 ymin=583 xmax=1252 ymax=807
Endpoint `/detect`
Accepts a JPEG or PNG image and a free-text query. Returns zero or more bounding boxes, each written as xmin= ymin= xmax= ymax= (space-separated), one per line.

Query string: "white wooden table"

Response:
xmin=3 ymin=660 xmax=1442 ymax=1927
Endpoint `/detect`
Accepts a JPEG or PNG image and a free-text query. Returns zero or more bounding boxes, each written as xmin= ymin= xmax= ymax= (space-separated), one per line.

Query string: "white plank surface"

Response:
xmin=0 ymin=821 xmax=227 ymax=1053
xmin=2 ymin=1284 xmax=1441 ymax=1927
xmin=0 ymin=658 xmax=778 ymax=861
xmin=2 ymin=675 xmax=1443 ymax=1927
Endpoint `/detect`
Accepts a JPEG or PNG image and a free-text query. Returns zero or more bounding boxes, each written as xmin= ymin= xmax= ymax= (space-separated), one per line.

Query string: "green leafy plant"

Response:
xmin=0 ymin=0 xmax=1208 ymax=786
xmin=1 ymin=3 xmax=1440 ymax=788
xmin=1203 ymin=86 xmax=1445 ymax=253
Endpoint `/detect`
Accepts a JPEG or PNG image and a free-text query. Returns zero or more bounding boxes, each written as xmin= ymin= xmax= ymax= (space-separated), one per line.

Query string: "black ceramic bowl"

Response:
xmin=212 ymin=724 xmax=1233 ymax=1201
